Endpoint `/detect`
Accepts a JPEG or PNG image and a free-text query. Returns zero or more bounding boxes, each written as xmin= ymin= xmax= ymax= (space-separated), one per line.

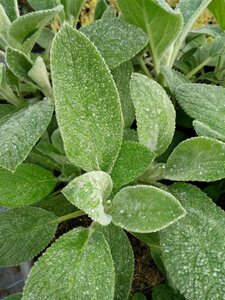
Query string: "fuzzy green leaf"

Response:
xmin=0 ymin=0 xmax=19 ymax=21
xmin=51 ymin=25 xmax=123 ymax=172
xmin=112 ymin=60 xmax=134 ymax=128
xmin=131 ymin=73 xmax=175 ymax=156
xmin=95 ymin=223 xmax=134 ymax=300
xmin=9 ymin=5 xmax=63 ymax=53
xmin=110 ymin=141 xmax=155 ymax=192
xmin=61 ymin=0 xmax=85 ymax=25
xmin=0 ymin=4 xmax=11 ymax=47
xmin=6 ymin=47 xmax=35 ymax=85
xmin=27 ymin=0 xmax=59 ymax=11
xmin=63 ymin=171 xmax=112 ymax=225
xmin=117 ymin=0 xmax=183 ymax=70
xmin=22 ymin=228 xmax=115 ymax=300
xmin=81 ymin=18 xmax=148 ymax=69
xmin=175 ymin=83 xmax=225 ymax=141
xmin=209 ymin=0 xmax=225 ymax=29
xmin=0 ymin=99 xmax=53 ymax=171
xmin=112 ymin=185 xmax=186 ymax=233
xmin=165 ymin=137 xmax=225 ymax=182
xmin=160 ymin=183 xmax=225 ymax=300
xmin=0 ymin=206 xmax=57 ymax=266
xmin=0 ymin=163 xmax=56 ymax=207
xmin=161 ymin=66 xmax=189 ymax=94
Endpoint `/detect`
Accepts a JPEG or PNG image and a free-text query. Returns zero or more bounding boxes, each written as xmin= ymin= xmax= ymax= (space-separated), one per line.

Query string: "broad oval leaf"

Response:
xmin=160 ymin=183 xmax=225 ymax=300
xmin=112 ymin=185 xmax=186 ymax=233
xmin=0 ymin=206 xmax=58 ymax=266
xmin=81 ymin=18 xmax=148 ymax=69
xmin=62 ymin=171 xmax=113 ymax=225
xmin=0 ymin=0 xmax=19 ymax=22
xmin=0 ymin=99 xmax=53 ymax=171
xmin=110 ymin=141 xmax=155 ymax=192
xmin=117 ymin=0 xmax=183 ymax=69
xmin=164 ymin=137 xmax=225 ymax=182
xmin=209 ymin=0 xmax=225 ymax=29
xmin=95 ymin=223 xmax=134 ymax=300
xmin=175 ymin=83 xmax=225 ymax=141
xmin=0 ymin=163 xmax=57 ymax=207
xmin=22 ymin=227 xmax=115 ymax=300
xmin=130 ymin=73 xmax=175 ymax=156
xmin=193 ymin=120 xmax=225 ymax=141
xmin=51 ymin=25 xmax=123 ymax=172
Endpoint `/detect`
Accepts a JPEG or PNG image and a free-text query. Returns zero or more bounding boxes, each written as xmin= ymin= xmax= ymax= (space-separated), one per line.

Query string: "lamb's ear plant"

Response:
xmin=1 ymin=0 xmax=225 ymax=299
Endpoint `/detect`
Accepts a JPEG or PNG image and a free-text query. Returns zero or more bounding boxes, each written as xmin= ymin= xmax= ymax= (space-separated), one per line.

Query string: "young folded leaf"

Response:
xmin=95 ymin=223 xmax=134 ymax=300
xmin=112 ymin=60 xmax=134 ymax=128
xmin=0 ymin=206 xmax=58 ymax=266
xmin=81 ymin=18 xmax=148 ymax=69
xmin=0 ymin=163 xmax=57 ymax=207
xmin=9 ymin=5 xmax=63 ymax=53
xmin=51 ymin=25 xmax=123 ymax=172
xmin=22 ymin=228 xmax=115 ymax=300
xmin=112 ymin=185 xmax=186 ymax=233
xmin=110 ymin=141 xmax=155 ymax=193
xmin=165 ymin=137 xmax=225 ymax=181
xmin=117 ymin=0 xmax=183 ymax=73
xmin=62 ymin=171 xmax=113 ymax=225
xmin=130 ymin=73 xmax=175 ymax=156
xmin=175 ymin=83 xmax=225 ymax=141
xmin=0 ymin=0 xmax=19 ymax=22
xmin=0 ymin=99 xmax=53 ymax=171
xmin=160 ymin=66 xmax=189 ymax=94
xmin=160 ymin=183 xmax=225 ymax=299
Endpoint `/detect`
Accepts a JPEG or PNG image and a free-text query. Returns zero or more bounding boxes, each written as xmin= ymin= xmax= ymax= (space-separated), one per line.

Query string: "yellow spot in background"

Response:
xmin=80 ymin=0 xmax=97 ymax=26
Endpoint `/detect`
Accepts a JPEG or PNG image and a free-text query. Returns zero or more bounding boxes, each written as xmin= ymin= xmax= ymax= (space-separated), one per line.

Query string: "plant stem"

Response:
xmin=138 ymin=56 xmax=152 ymax=78
xmin=186 ymin=57 xmax=212 ymax=79
xmin=55 ymin=210 xmax=85 ymax=223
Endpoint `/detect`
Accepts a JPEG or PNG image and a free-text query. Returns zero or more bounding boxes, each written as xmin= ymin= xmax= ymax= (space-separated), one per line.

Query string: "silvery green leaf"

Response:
xmin=175 ymin=83 xmax=225 ymax=141
xmin=130 ymin=73 xmax=175 ymax=156
xmin=0 ymin=99 xmax=53 ymax=171
xmin=112 ymin=60 xmax=134 ymax=128
xmin=160 ymin=183 xmax=225 ymax=300
xmin=101 ymin=6 xmax=116 ymax=20
xmin=63 ymin=171 xmax=113 ymax=225
xmin=51 ymin=128 xmax=65 ymax=154
xmin=81 ymin=18 xmax=148 ymax=69
xmin=61 ymin=0 xmax=84 ymax=26
xmin=6 ymin=47 xmax=35 ymax=86
xmin=0 ymin=0 xmax=19 ymax=21
xmin=95 ymin=223 xmax=134 ymax=300
xmin=165 ymin=137 xmax=225 ymax=182
xmin=117 ymin=0 xmax=183 ymax=72
xmin=9 ymin=5 xmax=63 ymax=53
xmin=27 ymin=0 xmax=60 ymax=11
xmin=110 ymin=141 xmax=155 ymax=192
xmin=193 ymin=120 xmax=225 ymax=141
xmin=209 ymin=0 xmax=225 ymax=29
xmin=0 ymin=206 xmax=58 ymax=266
xmin=160 ymin=66 xmax=189 ymax=94
xmin=0 ymin=163 xmax=57 ymax=207
xmin=22 ymin=228 xmax=115 ymax=300
xmin=0 ymin=4 xmax=11 ymax=47
xmin=51 ymin=25 xmax=123 ymax=172
xmin=112 ymin=185 xmax=186 ymax=233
